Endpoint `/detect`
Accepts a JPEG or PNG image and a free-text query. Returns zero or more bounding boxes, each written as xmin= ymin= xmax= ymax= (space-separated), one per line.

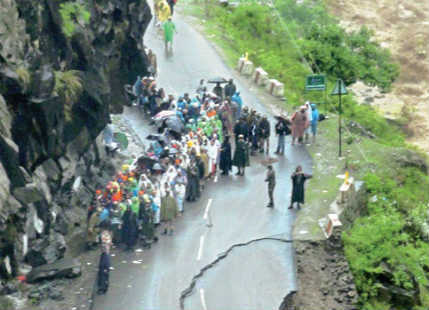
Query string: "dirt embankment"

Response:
xmin=281 ymin=232 xmax=358 ymax=310
xmin=327 ymin=0 xmax=429 ymax=152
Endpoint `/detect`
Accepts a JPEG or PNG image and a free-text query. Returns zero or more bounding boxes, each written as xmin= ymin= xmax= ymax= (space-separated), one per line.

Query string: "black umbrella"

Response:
xmin=164 ymin=116 xmax=185 ymax=133
xmin=137 ymin=156 xmax=157 ymax=169
xmin=146 ymin=134 xmax=169 ymax=146
xmin=207 ymin=77 xmax=228 ymax=84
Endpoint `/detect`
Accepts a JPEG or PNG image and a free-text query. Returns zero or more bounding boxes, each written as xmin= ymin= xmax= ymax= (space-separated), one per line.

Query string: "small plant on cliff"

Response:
xmin=16 ymin=66 xmax=31 ymax=89
xmin=54 ymin=70 xmax=83 ymax=121
xmin=59 ymin=1 xmax=91 ymax=37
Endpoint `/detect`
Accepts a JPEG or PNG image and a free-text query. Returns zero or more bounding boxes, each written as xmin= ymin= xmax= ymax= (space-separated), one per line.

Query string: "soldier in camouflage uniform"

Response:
xmin=265 ymin=165 xmax=276 ymax=208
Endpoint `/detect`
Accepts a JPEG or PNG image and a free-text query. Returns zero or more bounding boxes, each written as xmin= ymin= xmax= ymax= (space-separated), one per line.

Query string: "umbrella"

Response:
xmin=146 ymin=134 xmax=169 ymax=146
xmin=152 ymin=163 xmax=165 ymax=171
xmin=137 ymin=155 xmax=157 ymax=169
xmin=207 ymin=77 xmax=228 ymax=84
xmin=153 ymin=110 xmax=177 ymax=121
xmin=113 ymin=132 xmax=129 ymax=150
xmin=165 ymin=116 xmax=185 ymax=133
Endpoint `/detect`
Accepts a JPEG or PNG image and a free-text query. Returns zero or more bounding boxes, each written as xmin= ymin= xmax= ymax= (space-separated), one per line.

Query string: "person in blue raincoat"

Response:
xmin=177 ymin=97 xmax=186 ymax=110
xmin=310 ymin=103 xmax=319 ymax=143
xmin=231 ymin=91 xmax=243 ymax=120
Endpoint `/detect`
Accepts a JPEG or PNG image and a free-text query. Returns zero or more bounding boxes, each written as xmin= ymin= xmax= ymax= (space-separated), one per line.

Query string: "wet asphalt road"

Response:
xmin=93 ymin=8 xmax=312 ymax=310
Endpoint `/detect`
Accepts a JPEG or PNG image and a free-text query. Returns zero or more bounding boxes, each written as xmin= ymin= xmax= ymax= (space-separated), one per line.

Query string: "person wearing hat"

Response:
xmin=233 ymin=134 xmax=247 ymax=176
xmin=264 ymin=165 xmax=276 ymax=208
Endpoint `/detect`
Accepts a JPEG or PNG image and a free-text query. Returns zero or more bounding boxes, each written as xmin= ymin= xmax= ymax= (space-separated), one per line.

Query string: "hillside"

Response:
xmin=326 ymin=0 xmax=429 ymax=152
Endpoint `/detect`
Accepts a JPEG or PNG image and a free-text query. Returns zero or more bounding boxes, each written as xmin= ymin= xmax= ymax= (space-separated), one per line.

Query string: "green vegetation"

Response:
xmin=275 ymin=0 xmax=399 ymax=90
xmin=183 ymin=0 xmax=429 ymax=309
xmin=343 ymin=170 xmax=429 ymax=309
xmin=54 ymin=70 xmax=83 ymax=121
xmin=59 ymin=1 xmax=91 ymax=37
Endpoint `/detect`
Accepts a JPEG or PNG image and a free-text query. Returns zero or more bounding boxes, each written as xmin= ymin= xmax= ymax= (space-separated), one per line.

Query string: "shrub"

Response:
xmin=344 ymin=169 xmax=429 ymax=308
xmin=59 ymin=1 xmax=91 ymax=37
xmin=54 ymin=70 xmax=83 ymax=121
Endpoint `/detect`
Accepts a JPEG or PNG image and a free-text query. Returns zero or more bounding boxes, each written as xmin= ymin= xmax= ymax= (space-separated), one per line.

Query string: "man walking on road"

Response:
xmin=163 ymin=17 xmax=177 ymax=54
xmin=265 ymin=165 xmax=276 ymax=208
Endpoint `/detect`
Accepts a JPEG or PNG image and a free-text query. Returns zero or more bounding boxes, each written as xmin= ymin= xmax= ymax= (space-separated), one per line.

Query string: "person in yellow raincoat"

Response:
xmin=157 ymin=0 xmax=171 ymax=24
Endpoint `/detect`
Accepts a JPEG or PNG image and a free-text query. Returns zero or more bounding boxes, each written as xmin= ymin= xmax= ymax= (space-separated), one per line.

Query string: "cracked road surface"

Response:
xmin=93 ymin=9 xmax=312 ymax=310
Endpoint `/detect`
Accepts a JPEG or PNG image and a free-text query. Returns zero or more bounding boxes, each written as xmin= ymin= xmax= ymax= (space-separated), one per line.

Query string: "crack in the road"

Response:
xmin=179 ymin=237 xmax=293 ymax=310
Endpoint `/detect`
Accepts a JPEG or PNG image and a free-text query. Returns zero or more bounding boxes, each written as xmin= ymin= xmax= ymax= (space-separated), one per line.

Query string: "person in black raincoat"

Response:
xmin=233 ymin=135 xmax=248 ymax=176
xmin=219 ymin=136 xmax=232 ymax=175
xmin=186 ymin=161 xmax=200 ymax=202
xmin=121 ymin=205 xmax=138 ymax=250
xmin=224 ymin=79 xmax=237 ymax=98
xmin=258 ymin=115 xmax=270 ymax=154
xmin=212 ymin=83 xmax=223 ymax=99
xmin=97 ymin=245 xmax=111 ymax=295
xmin=233 ymin=117 xmax=248 ymax=144
xmin=289 ymin=165 xmax=312 ymax=210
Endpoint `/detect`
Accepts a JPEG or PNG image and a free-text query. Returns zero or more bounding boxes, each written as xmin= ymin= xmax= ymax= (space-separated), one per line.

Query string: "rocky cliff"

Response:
xmin=0 ymin=0 xmax=151 ymax=280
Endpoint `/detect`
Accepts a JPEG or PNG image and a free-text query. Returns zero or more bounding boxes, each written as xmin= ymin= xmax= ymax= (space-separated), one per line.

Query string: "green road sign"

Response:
xmin=331 ymin=79 xmax=348 ymax=95
xmin=305 ymin=75 xmax=326 ymax=91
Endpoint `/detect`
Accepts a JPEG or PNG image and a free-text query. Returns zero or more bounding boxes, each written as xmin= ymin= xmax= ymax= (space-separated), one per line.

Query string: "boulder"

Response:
xmin=25 ymin=232 xmax=66 ymax=267
xmin=0 ymin=135 xmax=26 ymax=188
xmin=28 ymin=281 xmax=64 ymax=302
xmin=12 ymin=183 xmax=45 ymax=204
xmin=41 ymin=158 xmax=61 ymax=183
xmin=26 ymin=257 xmax=81 ymax=283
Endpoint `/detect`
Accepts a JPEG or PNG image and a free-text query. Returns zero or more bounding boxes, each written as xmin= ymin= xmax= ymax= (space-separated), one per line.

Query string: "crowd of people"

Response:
xmin=93 ymin=69 xmax=321 ymax=294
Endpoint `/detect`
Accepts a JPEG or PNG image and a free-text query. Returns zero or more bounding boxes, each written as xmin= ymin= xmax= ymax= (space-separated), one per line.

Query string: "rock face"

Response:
xmin=0 ymin=0 xmax=151 ymax=280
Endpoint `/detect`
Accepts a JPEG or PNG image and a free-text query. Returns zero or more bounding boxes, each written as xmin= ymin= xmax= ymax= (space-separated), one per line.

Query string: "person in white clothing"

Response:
xmin=174 ymin=182 xmax=186 ymax=213
xmin=152 ymin=187 xmax=161 ymax=225
xmin=304 ymin=101 xmax=313 ymax=144
xmin=207 ymin=138 xmax=219 ymax=177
